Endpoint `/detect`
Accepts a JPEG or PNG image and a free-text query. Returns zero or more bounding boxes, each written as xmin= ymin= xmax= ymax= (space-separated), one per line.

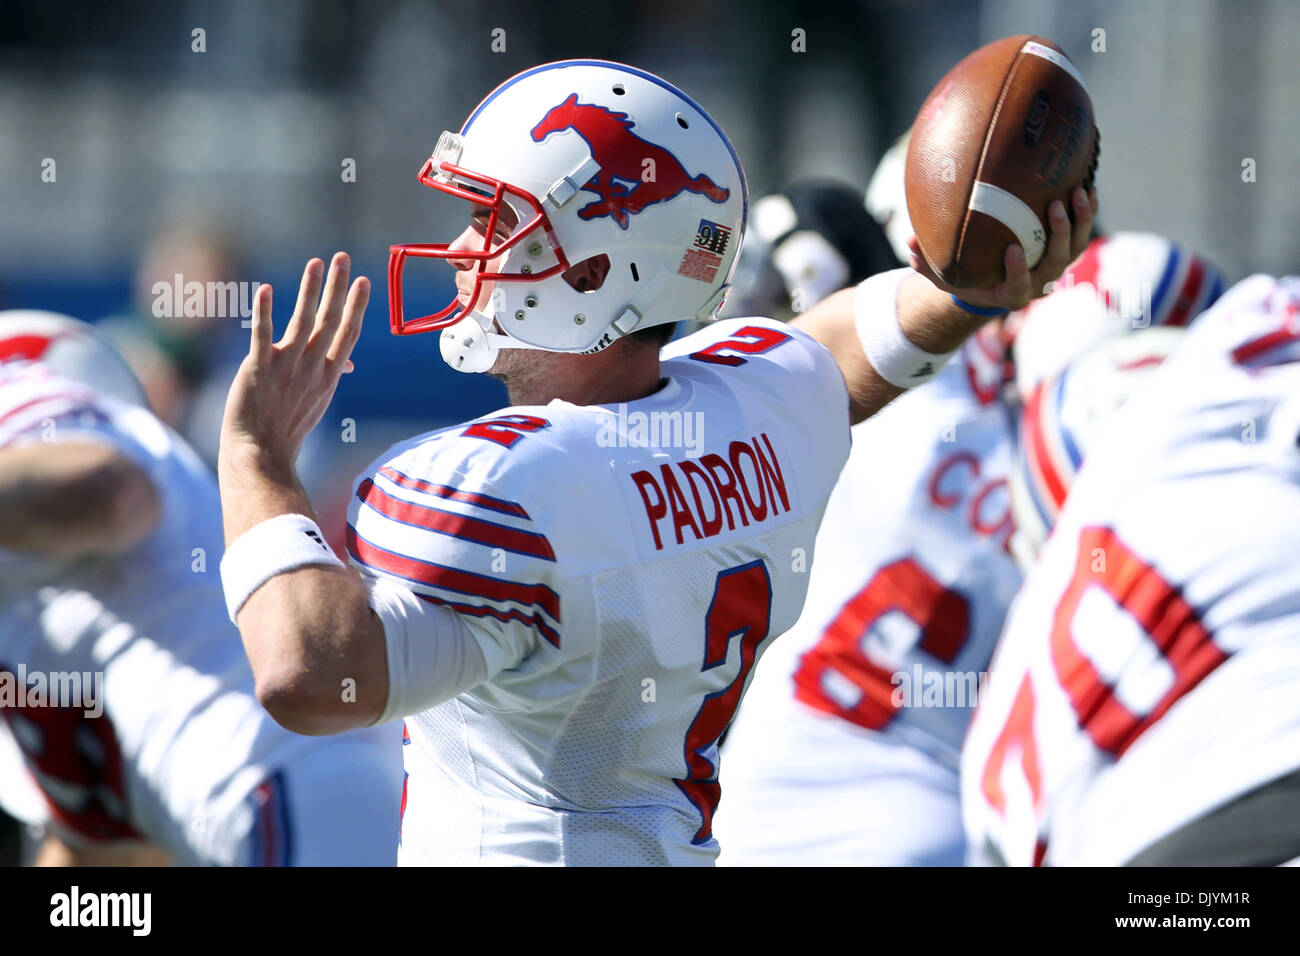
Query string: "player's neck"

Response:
xmin=502 ymin=347 xmax=664 ymax=408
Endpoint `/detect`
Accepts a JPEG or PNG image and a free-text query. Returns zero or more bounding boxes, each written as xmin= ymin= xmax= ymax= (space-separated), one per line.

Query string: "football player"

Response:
xmin=0 ymin=311 xmax=403 ymax=866
xmin=964 ymin=275 xmax=1300 ymax=865
xmin=215 ymin=59 xmax=1092 ymax=865
xmin=718 ymin=179 xmax=901 ymax=324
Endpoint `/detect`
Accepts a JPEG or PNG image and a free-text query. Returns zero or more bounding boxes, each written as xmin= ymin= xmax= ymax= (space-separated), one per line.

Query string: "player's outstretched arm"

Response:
xmin=217 ymin=253 xmax=387 ymax=736
xmin=795 ymin=186 xmax=1097 ymax=423
xmin=0 ymin=441 xmax=161 ymax=556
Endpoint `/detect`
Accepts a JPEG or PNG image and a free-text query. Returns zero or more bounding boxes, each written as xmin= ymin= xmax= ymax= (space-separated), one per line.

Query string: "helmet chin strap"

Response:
xmin=439 ymin=309 xmax=548 ymax=374
xmin=439 ymin=274 xmax=676 ymax=373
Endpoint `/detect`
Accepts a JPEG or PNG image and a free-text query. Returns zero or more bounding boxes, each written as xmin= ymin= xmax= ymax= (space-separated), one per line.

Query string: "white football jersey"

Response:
xmin=962 ymin=275 xmax=1300 ymax=866
xmin=715 ymin=327 xmax=1022 ymax=864
xmin=0 ymin=361 xmax=402 ymax=864
xmin=347 ymin=317 xmax=850 ymax=865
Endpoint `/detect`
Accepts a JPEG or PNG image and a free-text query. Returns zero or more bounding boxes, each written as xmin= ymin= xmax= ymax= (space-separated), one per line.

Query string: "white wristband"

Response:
xmin=219 ymin=513 xmax=345 ymax=623
xmin=854 ymin=268 xmax=958 ymax=388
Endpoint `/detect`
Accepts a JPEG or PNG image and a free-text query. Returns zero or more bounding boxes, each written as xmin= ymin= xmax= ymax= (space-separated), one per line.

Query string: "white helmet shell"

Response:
xmin=1009 ymin=325 xmax=1186 ymax=567
xmin=0 ymin=310 xmax=148 ymax=409
xmin=1011 ymin=232 xmax=1227 ymax=400
xmin=865 ymin=130 xmax=913 ymax=264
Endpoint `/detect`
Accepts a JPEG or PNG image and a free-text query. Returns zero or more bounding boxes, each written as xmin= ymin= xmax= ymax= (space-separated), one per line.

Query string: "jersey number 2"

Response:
xmin=689 ymin=326 xmax=791 ymax=366
xmin=674 ymin=561 xmax=773 ymax=845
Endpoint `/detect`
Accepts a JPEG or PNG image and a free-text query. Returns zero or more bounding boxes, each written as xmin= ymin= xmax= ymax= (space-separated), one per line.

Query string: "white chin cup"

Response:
xmin=440 ymin=315 xmax=500 ymax=373
xmin=439 ymin=314 xmax=546 ymax=374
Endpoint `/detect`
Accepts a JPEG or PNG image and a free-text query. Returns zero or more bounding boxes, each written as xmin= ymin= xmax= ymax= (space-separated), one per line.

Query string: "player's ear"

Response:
xmin=561 ymin=254 xmax=611 ymax=293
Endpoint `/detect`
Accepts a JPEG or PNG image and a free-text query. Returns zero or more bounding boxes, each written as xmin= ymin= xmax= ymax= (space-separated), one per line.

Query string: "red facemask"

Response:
xmin=387 ymin=151 xmax=572 ymax=337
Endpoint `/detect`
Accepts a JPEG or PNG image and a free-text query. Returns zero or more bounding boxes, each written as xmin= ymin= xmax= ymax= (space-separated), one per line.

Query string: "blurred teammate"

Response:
xmin=717 ymin=185 xmax=1211 ymax=863
xmin=964 ymin=275 xmax=1300 ymax=866
xmin=719 ymin=180 xmax=900 ymax=323
xmin=0 ymin=311 xmax=403 ymax=866
xmin=214 ymin=59 xmax=1091 ymax=865
xmin=864 ymin=131 xmax=914 ymax=264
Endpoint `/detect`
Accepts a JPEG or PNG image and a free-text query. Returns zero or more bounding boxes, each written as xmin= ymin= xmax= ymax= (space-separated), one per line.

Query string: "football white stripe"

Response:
xmin=1021 ymin=40 xmax=1086 ymax=90
xmin=968 ymin=182 xmax=1047 ymax=267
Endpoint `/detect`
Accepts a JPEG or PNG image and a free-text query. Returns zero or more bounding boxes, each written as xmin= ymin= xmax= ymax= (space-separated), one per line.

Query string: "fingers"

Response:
xmin=1043 ymin=198 xmax=1072 ymax=274
xmin=327 ymin=276 xmax=370 ymax=367
xmin=999 ymin=244 xmax=1030 ymax=305
xmin=249 ymin=284 xmax=274 ymax=363
xmin=274 ymin=253 xmax=363 ymax=364
xmin=280 ymin=259 xmax=325 ymax=355
xmin=1070 ymin=186 xmax=1097 ymax=258
xmin=308 ymin=252 xmax=352 ymax=355
xmin=905 ymin=235 xmax=946 ymax=291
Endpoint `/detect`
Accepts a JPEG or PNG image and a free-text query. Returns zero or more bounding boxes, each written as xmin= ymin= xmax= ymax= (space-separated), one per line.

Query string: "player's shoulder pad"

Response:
xmin=353 ymin=402 xmax=587 ymax=518
xmin=662 ymin=315 xmax=848 ymax=404
xmin=1184 ymin=273 xmax=1300 ymax=367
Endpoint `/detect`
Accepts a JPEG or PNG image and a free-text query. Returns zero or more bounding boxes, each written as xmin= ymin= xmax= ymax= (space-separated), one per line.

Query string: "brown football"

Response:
xmin=905 ymin=35 xmax=1099 ymax=288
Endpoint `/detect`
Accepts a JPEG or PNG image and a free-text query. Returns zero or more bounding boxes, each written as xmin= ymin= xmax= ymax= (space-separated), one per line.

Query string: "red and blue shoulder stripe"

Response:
xmin=346 ymin=526 xmax=562 ymax=647
xmin=357 ymin=475 xmax=555 ymax=561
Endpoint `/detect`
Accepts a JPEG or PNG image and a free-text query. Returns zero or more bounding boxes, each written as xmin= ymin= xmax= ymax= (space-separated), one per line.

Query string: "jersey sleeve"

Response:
xmin=345 ymin=428 xmax=564 ymax=683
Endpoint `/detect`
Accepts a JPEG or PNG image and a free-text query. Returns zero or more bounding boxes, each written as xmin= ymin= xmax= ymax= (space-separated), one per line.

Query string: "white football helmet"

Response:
xmin=1010 ymin=232 xmax=1226 ymax=400
xmin=1008 ymin=325 xmax=1185 ymax=568
xmin=864 ymin=130 xmax=913 ymax=264
xmin=0 ymin=310 xmax=148 ymax=408
xmin=387 ymin=59 xmax=748 ymax=372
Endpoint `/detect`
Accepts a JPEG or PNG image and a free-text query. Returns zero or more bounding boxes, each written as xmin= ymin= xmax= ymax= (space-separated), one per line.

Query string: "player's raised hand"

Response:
xmin=908 ymin=186 xmax=1098 ymax=313
xmin=219 ymin=252 xmax=369 ymax=472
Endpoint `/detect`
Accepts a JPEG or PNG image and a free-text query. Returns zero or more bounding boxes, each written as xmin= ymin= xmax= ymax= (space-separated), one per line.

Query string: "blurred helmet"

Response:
xmin=388 ymin=59 xmax=747 ymax=372
xmin=865 ymin=130 xmax=914 ymax=264
xmin=719 ymin=179 xmax=900 ymax=322
xmin=1009 ymin=326 xmax=1185 ymax=567
xmin=1010 ymin=232 xmax=1226 ymax=399
xmin=0 ymin=310 xmax=148 ymax=408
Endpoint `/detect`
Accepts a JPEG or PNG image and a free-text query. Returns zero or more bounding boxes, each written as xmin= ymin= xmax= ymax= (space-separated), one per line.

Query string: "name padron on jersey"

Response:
xmin=631 ymin=433 xmax=790 ymax=551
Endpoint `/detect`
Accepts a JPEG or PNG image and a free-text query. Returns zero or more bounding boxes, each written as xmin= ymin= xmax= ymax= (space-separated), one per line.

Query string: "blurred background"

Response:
xmin=0 ymin=0 xmax=1296 ymax=535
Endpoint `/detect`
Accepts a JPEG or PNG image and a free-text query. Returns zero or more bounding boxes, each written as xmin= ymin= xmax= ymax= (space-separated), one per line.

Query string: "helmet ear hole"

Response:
xmin=612 ymin=83 xmax=626 ymax=95
xmin=630 ymin=262 xmax=640 ymax=282
xmin=562 ymin=254 xmax=611 ymax=293
xmin=675 ymin=113 xmax=689 ymax=129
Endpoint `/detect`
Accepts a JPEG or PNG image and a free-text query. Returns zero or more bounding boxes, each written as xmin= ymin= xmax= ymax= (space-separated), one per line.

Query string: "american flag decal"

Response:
xmin=694 ymin=219 xmax=731 ymax=255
